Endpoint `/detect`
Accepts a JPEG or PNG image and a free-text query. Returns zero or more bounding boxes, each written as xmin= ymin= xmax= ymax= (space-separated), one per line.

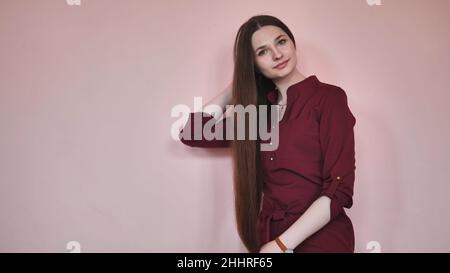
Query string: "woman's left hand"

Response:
xmin=259 ymin=240 xmax=283 ymax=253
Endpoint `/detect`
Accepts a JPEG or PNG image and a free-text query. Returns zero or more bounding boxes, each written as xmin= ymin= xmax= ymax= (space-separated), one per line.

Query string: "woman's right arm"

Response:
xmin=179 ymin=82 xmax=233 ymax=148
xmin=203 ymin=82 xmax=233 ymax=120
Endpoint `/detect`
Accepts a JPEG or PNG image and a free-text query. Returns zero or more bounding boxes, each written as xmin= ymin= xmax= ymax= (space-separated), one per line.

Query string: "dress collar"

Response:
xmin=266 ymin=75 xmax=319 ymax=104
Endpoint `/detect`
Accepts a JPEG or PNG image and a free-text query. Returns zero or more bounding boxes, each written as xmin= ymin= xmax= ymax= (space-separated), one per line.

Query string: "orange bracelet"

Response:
xmin=275 ymin=236 xmax=289 ymax=252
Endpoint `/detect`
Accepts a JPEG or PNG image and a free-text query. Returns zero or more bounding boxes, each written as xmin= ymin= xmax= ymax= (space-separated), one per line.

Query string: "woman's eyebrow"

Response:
xmin=255 ymin=34 xmax=286 ymax=52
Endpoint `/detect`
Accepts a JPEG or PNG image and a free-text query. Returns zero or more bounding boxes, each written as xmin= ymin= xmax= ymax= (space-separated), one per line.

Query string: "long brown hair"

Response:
xmin=231 ymin=15 xmax=297 ymax=253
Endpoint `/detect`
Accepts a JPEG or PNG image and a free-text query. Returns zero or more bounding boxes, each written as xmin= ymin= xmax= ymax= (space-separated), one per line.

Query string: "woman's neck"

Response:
xmin=274 ymin=69 xmax=306 ymax=104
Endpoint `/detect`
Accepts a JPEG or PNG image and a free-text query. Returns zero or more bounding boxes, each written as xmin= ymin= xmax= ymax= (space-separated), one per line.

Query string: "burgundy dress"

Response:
xmin=179 ymin=75 xmax=356 ymax=253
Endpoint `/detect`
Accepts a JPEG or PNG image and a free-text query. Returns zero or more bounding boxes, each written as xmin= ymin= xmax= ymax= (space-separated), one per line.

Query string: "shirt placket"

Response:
xmin=268 ymin=121 xmax=280 ymax=163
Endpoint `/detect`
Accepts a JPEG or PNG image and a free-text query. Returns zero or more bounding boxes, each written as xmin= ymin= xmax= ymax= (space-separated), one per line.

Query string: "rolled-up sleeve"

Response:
xmin=179 ymin=112 xmax=231 ymax=148
xmin=318 ymin=87 xmax=356 ymax=221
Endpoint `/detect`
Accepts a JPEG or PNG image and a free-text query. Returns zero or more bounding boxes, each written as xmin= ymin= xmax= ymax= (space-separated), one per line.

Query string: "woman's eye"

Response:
xmin=257 ymin=40 xmax=286 ymax=56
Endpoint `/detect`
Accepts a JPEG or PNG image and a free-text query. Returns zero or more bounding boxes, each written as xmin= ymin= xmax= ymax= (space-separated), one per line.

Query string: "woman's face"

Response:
xmin=251 ymin=25 xmax=297 ymax=80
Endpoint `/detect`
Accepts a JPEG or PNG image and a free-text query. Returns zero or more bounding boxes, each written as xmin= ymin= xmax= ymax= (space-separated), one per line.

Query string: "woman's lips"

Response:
xmin=274 ymin=59 xmax=289 ymax=69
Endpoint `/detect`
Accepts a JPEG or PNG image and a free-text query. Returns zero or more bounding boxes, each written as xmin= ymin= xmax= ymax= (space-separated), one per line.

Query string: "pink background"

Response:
xmin=1 ymin=0 xmax=449 ymax=252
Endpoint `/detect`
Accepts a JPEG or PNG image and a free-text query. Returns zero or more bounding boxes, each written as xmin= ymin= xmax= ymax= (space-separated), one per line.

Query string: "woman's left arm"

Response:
xmin=259 ymin=195 xmax=332 ymax=253
xmin=275 ymin=195 xmax=332 ymax=250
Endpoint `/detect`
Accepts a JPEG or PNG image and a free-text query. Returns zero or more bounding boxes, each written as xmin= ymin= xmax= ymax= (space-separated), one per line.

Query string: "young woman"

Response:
xmin=179 ymin=14 xmax=356 ymax=253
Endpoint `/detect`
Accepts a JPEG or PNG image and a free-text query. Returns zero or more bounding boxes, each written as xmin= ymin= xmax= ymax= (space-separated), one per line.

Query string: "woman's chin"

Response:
xmin=272 ymin=67 xmax=293 ymax=79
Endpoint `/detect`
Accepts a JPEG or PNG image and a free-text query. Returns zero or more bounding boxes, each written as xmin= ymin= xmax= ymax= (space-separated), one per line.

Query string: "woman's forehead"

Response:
xmin=251 ymin=26 xmax=286 ymax=49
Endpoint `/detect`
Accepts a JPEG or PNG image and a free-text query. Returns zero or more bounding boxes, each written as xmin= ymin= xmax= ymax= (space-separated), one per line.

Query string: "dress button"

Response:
xmin=270 ymin=142 xmax=272 ymax=145
xmin=336 ymin=176 xmax=341 ymax=180
xmin=270 ymin=157 xmax=273 ymax=161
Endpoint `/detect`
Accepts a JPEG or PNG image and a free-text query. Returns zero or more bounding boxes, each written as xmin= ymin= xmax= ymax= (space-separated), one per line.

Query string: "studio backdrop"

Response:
xmin=1 ymin=0 xmax=449 ymax=252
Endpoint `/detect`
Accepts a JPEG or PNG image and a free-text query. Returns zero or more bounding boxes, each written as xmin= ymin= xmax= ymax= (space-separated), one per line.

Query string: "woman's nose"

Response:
xmin=272 ymin=47 xmax=283 ymax=60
